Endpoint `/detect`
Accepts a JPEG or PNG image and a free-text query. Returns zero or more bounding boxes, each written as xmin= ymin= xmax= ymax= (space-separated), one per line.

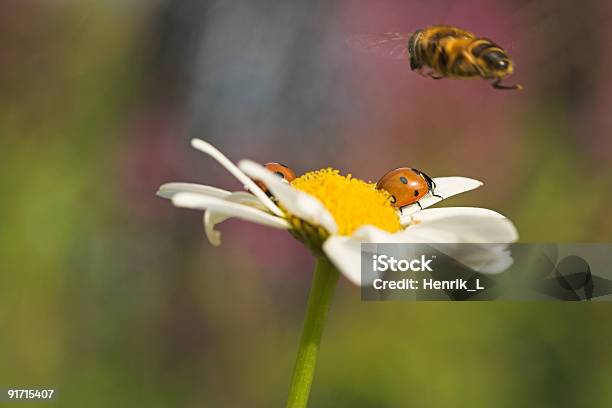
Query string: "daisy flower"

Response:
xmin=158 ymin=139 xmax=517 ymax=283
xmin=157 ymin=139 xmax=518 ymax=408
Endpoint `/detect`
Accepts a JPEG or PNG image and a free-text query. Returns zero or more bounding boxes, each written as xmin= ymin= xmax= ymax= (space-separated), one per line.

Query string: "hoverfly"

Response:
xmin=349 ymin=25 xmax=522 ymax=90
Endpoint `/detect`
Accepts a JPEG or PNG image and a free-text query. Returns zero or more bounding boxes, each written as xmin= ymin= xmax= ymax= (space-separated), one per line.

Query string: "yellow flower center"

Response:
xmin=290 ymin=168 xmax=402 ymax=236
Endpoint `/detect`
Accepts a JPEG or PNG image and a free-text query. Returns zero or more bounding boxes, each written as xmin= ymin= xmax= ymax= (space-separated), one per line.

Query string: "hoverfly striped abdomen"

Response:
xmin=471 ymin=40 xmax=512 ymax=73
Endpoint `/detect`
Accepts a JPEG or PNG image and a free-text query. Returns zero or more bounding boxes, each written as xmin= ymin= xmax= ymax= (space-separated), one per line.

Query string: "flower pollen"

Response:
xmin=290 ymin=168 xmax=402 ymax=235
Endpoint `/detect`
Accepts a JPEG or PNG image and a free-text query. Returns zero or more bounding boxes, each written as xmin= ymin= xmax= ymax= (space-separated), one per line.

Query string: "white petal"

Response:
xmin=323 ymin=236 xmax=362 ymax=285
xmin=323 ymin=208 xmax=518 ymax=285
xmin=190 ymin=139 xmax=284 ymax=217
xmin=399 ymin=177 xmax=483 ymax=218
xmin=172 ymin=193 xmax=289 ymax=246
xmin=323 ymin=226 xmax=396 ymax=286
xmin=203 ymin=191 xmax=272 ymax=246
xmin=160 ymin=188 xmax=272 ymax=245
xmin=204 ymin=210 xmax=225 ymax=246
xmin=157 ymin=182 xmax=231 ymax=200
xmin=405 ymin=207 xmax=518 ymax=243
xmin=222 ymin=191 xmax=269 ymax=211
xmin=239 ymin=160 xmax=338 ymax=234
xmin=395 ymin=207 xmax=518 ymax=274
xmin=445 ymin=244 xmax=514 ymax=274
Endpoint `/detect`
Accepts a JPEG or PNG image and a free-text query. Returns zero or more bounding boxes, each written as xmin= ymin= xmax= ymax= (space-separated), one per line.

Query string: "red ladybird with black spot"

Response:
xmin=254 ymin=162 xmax=297 ymax=194
xmin=375 ymin=167 xmax=441 ymax=209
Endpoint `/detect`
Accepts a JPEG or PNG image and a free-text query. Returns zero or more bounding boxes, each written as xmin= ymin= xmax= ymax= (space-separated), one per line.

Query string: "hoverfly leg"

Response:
xmin=416 ymin=70 xmax=444 ymax=80
xmin=492 ymin=78 xmax=523 ymax=90
xmin=415 ymin=67 xmax=428 ymax=78
xmin=417 ymin=68 xmax=444 ymax=80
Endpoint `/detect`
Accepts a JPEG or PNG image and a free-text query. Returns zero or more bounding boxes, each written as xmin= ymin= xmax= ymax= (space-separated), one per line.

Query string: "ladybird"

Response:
xmin=254 ymin=162 xmax=297 ymax=194
xmin=375 ymin=167 xmax=441 ymax=209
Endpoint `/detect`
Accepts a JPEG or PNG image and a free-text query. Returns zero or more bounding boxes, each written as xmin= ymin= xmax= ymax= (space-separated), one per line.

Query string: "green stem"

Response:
xmin=286 ymin=257 xmax=339 ymax=408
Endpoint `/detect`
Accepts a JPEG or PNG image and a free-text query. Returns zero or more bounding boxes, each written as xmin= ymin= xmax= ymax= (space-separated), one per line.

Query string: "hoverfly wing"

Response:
xmin=347 ymin=32 xmax=411 ymax=60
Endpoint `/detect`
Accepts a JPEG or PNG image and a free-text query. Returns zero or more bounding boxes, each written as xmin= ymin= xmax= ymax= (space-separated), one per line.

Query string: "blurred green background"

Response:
xmin=2 ymin=0 xmax=612 ymax=406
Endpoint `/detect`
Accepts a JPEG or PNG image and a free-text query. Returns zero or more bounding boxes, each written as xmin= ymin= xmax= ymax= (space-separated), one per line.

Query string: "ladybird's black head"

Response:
xmin=411 ymin=168 xmax=436 ymax=191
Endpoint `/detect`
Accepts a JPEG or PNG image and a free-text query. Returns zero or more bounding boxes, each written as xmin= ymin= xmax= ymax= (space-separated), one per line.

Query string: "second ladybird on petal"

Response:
xmin=254 ymin=162 xmax=297 ymax=195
